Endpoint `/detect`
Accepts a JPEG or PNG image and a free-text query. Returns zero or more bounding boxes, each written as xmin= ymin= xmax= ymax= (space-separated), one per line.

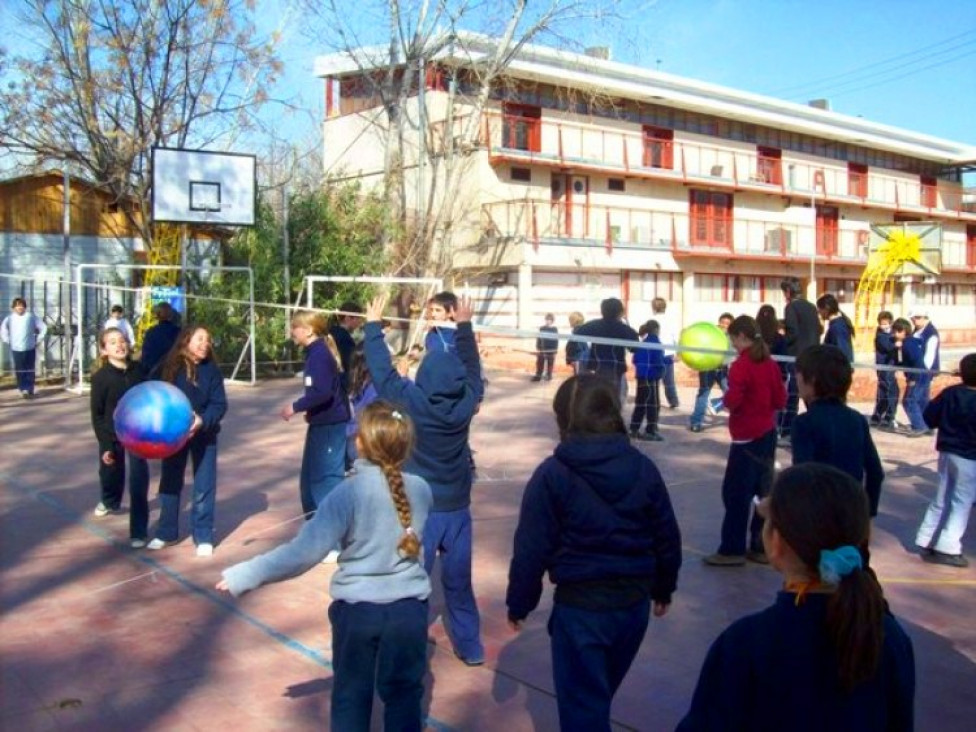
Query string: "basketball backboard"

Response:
xmin=151 ymin=147 xmax=256 ymax=226
xmin=867 ymin=222 xmax=941 ymax=277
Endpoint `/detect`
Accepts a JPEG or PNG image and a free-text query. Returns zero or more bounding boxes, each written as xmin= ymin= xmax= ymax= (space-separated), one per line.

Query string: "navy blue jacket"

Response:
xmin=679 ymin=592 xmax=915 ymax=732
xmin=329 ymin=324 xmax=357 ymax=390
xmin=791 ymin=399 xmax=884 ymax=516
xmin=173 ymin=358 xmax=227 ymax=436
xmin=364 ymin=320 xmax=480 ymax=511
xmin=633 ymin=334 xmax=665 ymax=380
xmin=506 ymin=434 xmax=681 ymax=620
xmin=874 ymin=327 xmax=897 ymax=365
xmin=575 ymin=318 xmax=639 ymax=376
xmin=536 ymin=324 xmax=558 ymax=353
xmin=139 ymin=321 xmax=180 ymax=377
xmin=293 ymin=339 xmax=349 ymax=426
xmin=896 ymin=337 xmax=924 ymax=379
xmin=824 ymin=316 xmax=854 ymax=362
xmin=923 ymin=383 xmax=976 ymax=460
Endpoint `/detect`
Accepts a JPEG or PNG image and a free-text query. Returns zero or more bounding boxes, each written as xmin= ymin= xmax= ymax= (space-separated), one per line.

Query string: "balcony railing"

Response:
xmin=482 ymin=199 xmax=874 ymax=262
xmin=474 ymin=111 xmax=972 ymax=219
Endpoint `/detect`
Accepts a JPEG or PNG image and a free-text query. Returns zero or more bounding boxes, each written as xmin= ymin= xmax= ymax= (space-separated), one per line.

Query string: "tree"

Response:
xmin=301 ymin=0 xmax=637 ymax=283
xmin=0 ymin=0 xmax=283 ymax=248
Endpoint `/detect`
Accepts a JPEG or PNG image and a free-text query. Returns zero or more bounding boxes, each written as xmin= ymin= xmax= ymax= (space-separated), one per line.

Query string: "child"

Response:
xmin=507 ymin=374 xmax=681 ymax=730
xmin=892 ymin=317 xmax=927 ymax=436
xmin=218 ymin=401 xmax=433 ymax=731
xmin=89 ymin=327 xmax=150 ymax=546
xmin=870 ymin=311 xmax=899 ymax=428
xmin=679 ymin=463 xmax=915 ymax=731
xmin=915 ymin=353 xmax=976 ymax=567
xmin=148 ymin=325 xmax=228 ymax=556
xmin=424 ymin=291 xmax=459 ymax=354
xmin=103 ymin=304 xmax=136 ymax=346
xmin=531 ymin=313 xmax=559 ymax=382
xmin=345 ymin=343 xmax=379 ymax=470
xmin=791 ymin=345 xmax=885 ymax=516
xmin=565 ymin=311 xmax=590 ymax=375
xmin=630 ymin=319 xmax=665 ymax=441
xmin=689 ymin=312 xmax=734 ymax=432
xmin=704 ymin=315 xmax=786 ymax=566
xmin=816 ymin=293 xmax=854 ymax=363
xmin=329 ymin=300 xmax=364 ymax=391
xmin=363 ymin=293 xmax=485 ymax=665
xmin=574 ymin=297 xmax=639 ymax=398
xmin=1 ymin=296 xmax=47 ymax=398
xmin=281 ymin=310 xmax=350 ymax=523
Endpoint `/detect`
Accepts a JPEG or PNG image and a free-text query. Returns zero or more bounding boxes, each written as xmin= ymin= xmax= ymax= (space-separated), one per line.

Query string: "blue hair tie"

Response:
xmin=819 ymin=546 xmax=862 ymax=585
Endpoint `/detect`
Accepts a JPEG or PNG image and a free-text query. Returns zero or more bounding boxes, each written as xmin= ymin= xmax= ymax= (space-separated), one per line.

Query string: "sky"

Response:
xmin=259 ymin=0 xmax=976 ymax=153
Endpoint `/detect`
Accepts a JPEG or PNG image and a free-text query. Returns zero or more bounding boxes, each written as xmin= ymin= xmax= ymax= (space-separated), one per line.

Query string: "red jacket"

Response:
xmin=724 ymin=350 xmax=787 ymax=442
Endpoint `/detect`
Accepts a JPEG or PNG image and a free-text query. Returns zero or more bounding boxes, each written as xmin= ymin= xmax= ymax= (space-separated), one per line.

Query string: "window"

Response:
xmin=501 ymin=102 xmax=541 ymax=152
xmin=816 ymin=205 xmax=839 ymax=257
xmin=756 ymin=146 xmax=782 ymax=185
xmin=689 ymin=190 xmax=733 ymax=248
xmin=608 ymin=178 xmax=625 ymax=192
xmin=696 ymin=273 xmax=762 ymax=303
xmin=642 ymin=126 xmax=674 ymax=169
xmin=824 ymin=279 xmax=858 ymax=303
xmin=848 ymin=162 xmax=868 ymax=198
xmin=926 ymin=284 xmax=956 ymax=306
xmin=510 ymin=167 xmax=531 ymax=182
xmin=967 ymin=226 xmax=976 ymax=267
xmin=920 ymin=175 xmax=937 ymax=208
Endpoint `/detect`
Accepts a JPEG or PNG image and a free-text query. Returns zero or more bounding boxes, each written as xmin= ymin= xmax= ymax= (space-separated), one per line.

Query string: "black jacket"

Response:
xmin=924 ymin=383 xmax=976 ymax=460
xmin=784 ymin=298 xmax=820 ymax=357
xmin=90 ymin=361 xmax=145 ymax=452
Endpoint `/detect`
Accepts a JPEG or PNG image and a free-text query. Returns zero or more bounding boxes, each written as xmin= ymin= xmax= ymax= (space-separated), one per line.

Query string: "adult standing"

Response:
xmin=651 ymin=297 xmax=681 ymax=409
xmin=575 ymin=297 xmax=639 ymax=402
xmin=139 ymin=302 xmax=180 ymax=378
xmin=910 ymin=308 xmax=940 ymax=414
xmin=329 ymin=301 xmax=364 ymax=391
xmin=1 ymin=297 xmax=47 ymax=399
xmin=779 ymin=278 xmax=820 ymax=441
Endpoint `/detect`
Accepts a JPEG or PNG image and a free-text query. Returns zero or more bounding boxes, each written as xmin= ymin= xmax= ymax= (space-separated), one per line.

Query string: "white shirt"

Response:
xmin=1 ymin=311 xmax=47 ymax=351
xmin=104 ymin=316 xmax=136 ymax=345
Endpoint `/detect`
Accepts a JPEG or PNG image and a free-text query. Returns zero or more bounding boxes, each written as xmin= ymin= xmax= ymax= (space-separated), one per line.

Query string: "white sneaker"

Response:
xmin=130 ymin=538 xmax=147 ymax=549
xmin=196 ymin=543 xmax=214 ymax=557
xmin=93 ymin=502 xmax=110 ymax=517
xmin=321 ymin=549 xmax=340 ymax=564
xmin=146 ymin=538 xmax=172 ymax=551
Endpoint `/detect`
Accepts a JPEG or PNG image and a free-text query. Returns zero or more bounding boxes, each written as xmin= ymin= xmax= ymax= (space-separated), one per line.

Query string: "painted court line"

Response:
xmin=3 ymin=475 xmax=458 ymax=732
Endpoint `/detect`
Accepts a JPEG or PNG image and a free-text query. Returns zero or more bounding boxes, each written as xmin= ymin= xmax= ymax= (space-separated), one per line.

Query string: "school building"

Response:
xmin=315 ymin=32 xmax=976 ymax=350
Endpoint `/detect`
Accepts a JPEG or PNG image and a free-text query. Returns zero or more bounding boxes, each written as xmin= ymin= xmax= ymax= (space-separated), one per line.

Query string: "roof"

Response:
xmin=315 ymin=32 xmax=976 ymax=166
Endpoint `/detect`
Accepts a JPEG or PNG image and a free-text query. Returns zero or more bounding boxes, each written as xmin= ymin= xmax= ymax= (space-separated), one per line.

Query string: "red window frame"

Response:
xmin=967 ymin=226 xmax=976 ymax=267
xmin=816 ymin=205 xmax=839 ymax=257
xmin=848 ymin=162 xmax=868 ymax=198
xmin=690 ymin=190 xmax=733 ymax=249
xmin=642 ymin=126 xmax=674 ymax=169
xmin=501 ymin=102 xmax=541 ymax=152
xmin=756 ymin=146 xmax=782 ymax=185
xmin=920 ymin=175 xmax=938 ymax=208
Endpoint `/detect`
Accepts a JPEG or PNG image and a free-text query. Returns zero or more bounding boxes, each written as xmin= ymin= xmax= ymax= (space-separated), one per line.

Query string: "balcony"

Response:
xmin=474 ymin=111 xmax=973 ymax=221
xmin=482 ymin=199 xmax=873 ymax=263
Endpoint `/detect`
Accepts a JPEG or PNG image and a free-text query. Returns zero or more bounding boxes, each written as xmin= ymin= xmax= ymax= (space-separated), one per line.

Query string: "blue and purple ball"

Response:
xmin=114 ymin=381 xmax=194 ymax=459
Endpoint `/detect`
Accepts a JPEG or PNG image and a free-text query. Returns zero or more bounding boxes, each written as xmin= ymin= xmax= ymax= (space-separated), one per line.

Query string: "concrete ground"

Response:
xmin=1 ymin=372 xmax=974 ymax=731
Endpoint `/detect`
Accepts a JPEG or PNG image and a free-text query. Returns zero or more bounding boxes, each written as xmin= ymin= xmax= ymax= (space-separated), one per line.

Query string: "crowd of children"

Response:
xmin=70 ymin=281 xmax=972 ymax=729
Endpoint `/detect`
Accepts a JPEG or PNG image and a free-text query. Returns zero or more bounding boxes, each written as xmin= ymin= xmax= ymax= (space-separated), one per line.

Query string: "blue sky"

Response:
xmin=262 ymin=0 xmax=976 ymax=150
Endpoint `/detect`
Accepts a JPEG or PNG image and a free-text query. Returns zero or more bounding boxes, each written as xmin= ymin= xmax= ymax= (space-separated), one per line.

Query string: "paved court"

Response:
xmin=1 ymin=372 xmax=974 ymax=730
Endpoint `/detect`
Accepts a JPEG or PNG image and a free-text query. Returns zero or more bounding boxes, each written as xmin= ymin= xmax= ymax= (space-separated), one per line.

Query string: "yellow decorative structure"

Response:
xmin=853 ymin=223 xmax=941 ymax=349
xmin=134 ymin=224 xmax=183 ymax=342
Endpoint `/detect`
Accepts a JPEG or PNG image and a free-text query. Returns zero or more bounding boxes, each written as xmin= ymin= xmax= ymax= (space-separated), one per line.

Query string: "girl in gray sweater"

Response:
xmin=218 ymin=400 xmax=433 ymax=731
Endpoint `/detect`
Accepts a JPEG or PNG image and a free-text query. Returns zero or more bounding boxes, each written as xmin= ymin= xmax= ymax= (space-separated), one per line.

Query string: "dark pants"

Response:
xmin=535 ymin=352 xmax=555 ymax=378
xmin=423 ymin=508 xmax=483 ymax=661
xmin=903 ymin=378 xmax=926 ymax=431
xmin=300 ymin=421 xmax=347 ymax=518
xmin=12 ymin=348 xmax=36 ymax=394
xmin=871 ymin=369 xmax=899 ymax=424
xmin=779 ymin=363 xmax=799 ymax=437
xmin=916 ymin=371 xmax=934 ymax=415
xmin=630 ymin=377 xmax=661 ymax=433
xmin=719 ymin=429 xmax=776 ymax=556
xmin=549 ymin=599 xmax=650 ymax=732
xmin=98 ymin=445 xmax=149 ymax=539
xmin=158 ymin=432 xmax=218 ymax=545
xmin=328 ymin=597 xmax=428 ymax=732
xmin=662 ymin=358 xmax=679 ymax=407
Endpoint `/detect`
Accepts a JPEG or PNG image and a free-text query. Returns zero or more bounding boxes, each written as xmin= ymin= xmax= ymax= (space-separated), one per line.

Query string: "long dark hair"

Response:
xmin=161 ymin=325 xmax=215 ymax=384
xmin=756 ymin=305 xmax=779 ymax=347
xmin=768 ymin=464 xmax=885 ymax=692
xmin=816 ymin=293 xmax=854 ymax=333
xmin=728 ymin=315 xmax=770 ymax=363
xmin=552 ymin=374 xmax=626 ymax=440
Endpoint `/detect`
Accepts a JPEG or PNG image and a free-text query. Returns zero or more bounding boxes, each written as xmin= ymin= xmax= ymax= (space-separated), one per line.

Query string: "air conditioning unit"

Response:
xmin=765 ymin=229 xmax=792 ymax=253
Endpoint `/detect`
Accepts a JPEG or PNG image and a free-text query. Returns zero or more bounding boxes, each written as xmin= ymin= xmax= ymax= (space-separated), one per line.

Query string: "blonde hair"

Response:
xmin=292 ymin=309 xmax=343 ymax=372
xmin=357 ymin=400 xmax=419 ymax=559
xmin=568 ymin=311 xmax=585 ymax=328
xmin=93 ymin=327 xmax=129 ymax=372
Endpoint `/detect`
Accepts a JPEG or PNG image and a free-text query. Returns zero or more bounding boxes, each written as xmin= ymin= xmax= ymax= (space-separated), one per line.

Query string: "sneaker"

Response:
xmin=904 ymin=428 xmax=929 ymax=439
xmin=21 ymin=391 xmax=30 ymax=400
xmin=146 ymin=538 xmax=174 ymax=551
xmin=746 ymin=550 xmax=770 ymax=565
xmin=629 ymin=428 xmax=641 ymax=439
xmin=869 ymin=416 xmax=881 ymax=426
xmin=322 ymin=549 xmax=340 ymax=564
xmin=644 ymin=431 xmax=664 ymax=442
xmin=921 ymin=550 xmax=969 ymax=568
xmin=453 ymin=649 xmax=485 ymax=667
xmin=93 ymin=502 xmax=111 ymax=518
xmin=530 ymin=375 xmax=542 ymax=382
xmin=706 ymin=401 xmax=718 ymax=416
xmin=703 ymin=553 xmax=746 ymax=567
xmin=689 ymin=424 xmax=703 ymax=433
xmin=196 ymin=543 xmax=214 ymax=557
xmin=130 ymin=538 xmax=147 ymax=549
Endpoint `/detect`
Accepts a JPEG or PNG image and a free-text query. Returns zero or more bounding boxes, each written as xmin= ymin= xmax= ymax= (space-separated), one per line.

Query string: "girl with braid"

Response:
xmin=218 ymin=400 xmax=433 ymax=731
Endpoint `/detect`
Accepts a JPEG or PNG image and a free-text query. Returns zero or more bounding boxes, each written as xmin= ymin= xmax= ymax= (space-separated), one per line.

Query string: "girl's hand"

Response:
xmin=101 ymin=451 xmax=115 ymax=465
xmin=365 ymin=294 xmax=388 ymax=323
xmin=188 ymin=414 xmax=203 ymax=436
xmin=280 ymin=403 xmax=295 ymax=421
xmin=215 ymin=578 xmax=230 ymax=593
xmin=653 ymin=601 xmax=670 ymax=618
xmin=455 ymin=295 xmax=474 ymax=323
